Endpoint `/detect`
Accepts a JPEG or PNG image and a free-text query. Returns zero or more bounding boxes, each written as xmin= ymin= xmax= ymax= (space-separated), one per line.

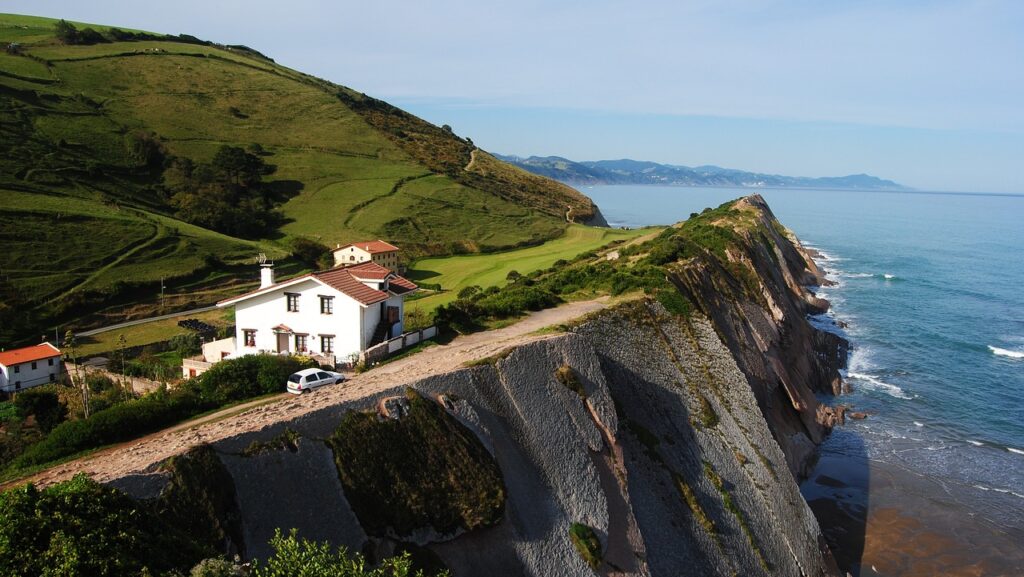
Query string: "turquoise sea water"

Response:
xmin=584 ymin=185 xmax=1024 ymax=530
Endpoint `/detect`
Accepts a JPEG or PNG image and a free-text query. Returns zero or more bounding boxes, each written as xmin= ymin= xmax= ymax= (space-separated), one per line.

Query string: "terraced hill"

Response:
xmin=0 ymin=14 xmax=602 ymax=344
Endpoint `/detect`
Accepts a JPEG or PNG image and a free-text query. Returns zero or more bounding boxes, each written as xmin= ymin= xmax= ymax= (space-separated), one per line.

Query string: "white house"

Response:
xmin=216 ymin=261 xmax=417 ymax=364
xmin=332 ymin=240 xmax=401 ymax=271
xmin=0 ymin=342 xmax=62 ymax=393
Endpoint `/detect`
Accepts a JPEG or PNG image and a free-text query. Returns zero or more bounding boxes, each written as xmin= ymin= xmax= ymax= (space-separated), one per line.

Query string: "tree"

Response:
xmin=62 ymin=330 xmax=89 ymax=419
xmin=291 ymin=237 xmax=331 ymax=269
xmin=506 ymin=270 xmax=522 ymax=284
xmin=166 ymin=146 xmax=282 ymax=238
xmin=115 ymin=334 xmax=131 ymax=402
xmin=54 ymin=20 xmax=79 ymax=45
xmin=211 ymin=145 xmax=270 ymax=187
xmin=13 ymin=389 xmax=67 ymax=434
xmin=456 ymin=285 xmax=480 ymax=300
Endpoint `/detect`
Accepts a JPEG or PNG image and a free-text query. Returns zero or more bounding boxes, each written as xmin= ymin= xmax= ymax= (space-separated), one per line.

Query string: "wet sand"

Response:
xmin=802 ymin=452 xmax=1024 ymax=577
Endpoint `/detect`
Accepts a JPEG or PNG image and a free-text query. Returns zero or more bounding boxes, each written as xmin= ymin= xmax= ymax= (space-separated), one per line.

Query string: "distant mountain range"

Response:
xmin=495 ymin=155 xmax=909 ymax=190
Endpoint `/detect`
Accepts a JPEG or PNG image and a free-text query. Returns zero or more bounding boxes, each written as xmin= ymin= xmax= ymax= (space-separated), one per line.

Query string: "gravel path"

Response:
xmin=8 ymin=297 xmax=612 ymax=490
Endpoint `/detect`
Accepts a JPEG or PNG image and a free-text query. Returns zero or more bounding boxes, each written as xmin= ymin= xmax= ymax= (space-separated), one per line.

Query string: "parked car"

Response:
xmin=287 ymin=367 xmax=345 ymax=394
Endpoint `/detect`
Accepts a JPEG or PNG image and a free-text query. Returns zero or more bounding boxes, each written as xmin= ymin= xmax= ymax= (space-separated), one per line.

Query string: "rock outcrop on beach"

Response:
xmin=103 ymin=195 xmax=845 ymax=576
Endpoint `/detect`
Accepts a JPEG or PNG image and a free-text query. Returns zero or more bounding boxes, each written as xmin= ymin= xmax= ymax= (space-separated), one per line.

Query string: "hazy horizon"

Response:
xmin=5 ymin=1 xmax=1023 ymax=193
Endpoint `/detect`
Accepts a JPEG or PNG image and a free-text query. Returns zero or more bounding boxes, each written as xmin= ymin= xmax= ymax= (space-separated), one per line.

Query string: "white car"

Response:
xmin=287 ymin=367 xmax=345 ymax=394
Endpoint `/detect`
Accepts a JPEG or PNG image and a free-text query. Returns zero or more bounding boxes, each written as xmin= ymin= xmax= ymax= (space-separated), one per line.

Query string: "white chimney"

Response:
xmin=260 ymin=263 xmax=275 ymax=288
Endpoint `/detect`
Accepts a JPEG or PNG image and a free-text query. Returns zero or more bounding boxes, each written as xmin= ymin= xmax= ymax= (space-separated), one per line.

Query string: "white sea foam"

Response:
xmin=1008 ymin=447 xmax=1024 ymax=455
xmin=973 ymin=484 xmax=1024 ymax=500
xmin=848 ymin=371 xmax=914 ymax=399
xmin=967 ymin=439 xmax=984 ymax=446
xmin=842 ymin=272 xmax=874 ymax=279
xmin=914 ymin=421 xmax=924 ymax=427
xmin=989 ymin=345 xmax=1024 ymax=359
xmin=883 ymin=273 xmax=896 ymax=279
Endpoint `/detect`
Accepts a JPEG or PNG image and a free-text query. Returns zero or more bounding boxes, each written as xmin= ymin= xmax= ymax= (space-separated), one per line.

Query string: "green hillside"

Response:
xmin=0 ymin=14 xmax=602 ymax=345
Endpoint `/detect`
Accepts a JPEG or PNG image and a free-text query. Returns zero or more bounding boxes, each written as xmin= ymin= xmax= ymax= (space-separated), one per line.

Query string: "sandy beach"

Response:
xmin=802 ymin=449 xmax=1024 ymax=577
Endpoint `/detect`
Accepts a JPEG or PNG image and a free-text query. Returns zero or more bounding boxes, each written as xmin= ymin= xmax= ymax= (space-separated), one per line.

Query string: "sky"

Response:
xmin=6 ymin=1 xmax=1024 ymax=192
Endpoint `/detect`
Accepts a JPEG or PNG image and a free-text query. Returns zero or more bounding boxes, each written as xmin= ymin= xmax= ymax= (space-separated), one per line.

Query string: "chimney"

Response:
xmin=260 ymin=263 xmax=275 ymax=288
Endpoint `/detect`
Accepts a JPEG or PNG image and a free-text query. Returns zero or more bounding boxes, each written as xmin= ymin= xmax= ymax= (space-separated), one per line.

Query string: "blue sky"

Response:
xmin=7 ymin=0 xmax=1023 ymax=192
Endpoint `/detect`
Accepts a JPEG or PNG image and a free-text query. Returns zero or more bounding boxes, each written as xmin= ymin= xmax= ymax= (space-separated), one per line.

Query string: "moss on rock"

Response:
xmin=328 ymin=389 xmax=505 ymax=538
xmin=155 ymin=444 xmax=245 ymax=557
xmin=568 ymin=522 xmax=602 ymax=570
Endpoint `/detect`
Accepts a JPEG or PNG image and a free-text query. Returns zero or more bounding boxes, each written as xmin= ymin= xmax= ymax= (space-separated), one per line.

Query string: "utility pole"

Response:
xmin=160 ymin=276 xmax=165 ymax=314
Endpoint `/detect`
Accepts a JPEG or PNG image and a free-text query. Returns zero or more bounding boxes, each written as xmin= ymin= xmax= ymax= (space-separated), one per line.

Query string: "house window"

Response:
xmin=31 ymin=361 xmax=37 ymax=370
xmin=320 ymin=296 xmax=334 ymax=315
xmin=321 ymin=335 xmax=334 ymax=354
xmin=295 ymin=334 xmax=308 ymax=352
xmin=243 ymin=329 xmax=257 ymax=347
xmin=350 ymin=255 xmax=355 ymax=261
xmin=48 ymin=358 xmax=54 ymax=366
xmin=13 ymin=365 xmax=19 ymax=374
xmin=49 ymin=373 xmax=55 ymax=382
xmin=286 ymin=293 xmax=299 ymax=312
xmin=14 ymin=382 xmax=20 ymax=390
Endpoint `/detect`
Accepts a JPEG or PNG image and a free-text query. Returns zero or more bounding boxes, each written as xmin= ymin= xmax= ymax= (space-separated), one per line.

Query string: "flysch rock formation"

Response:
xmin=108 ymin=195 xmax=846 ymax=576
xmin=114 ymin=305 xmax=841 ymax=576
xmin=669 ymin=195 xmax=848 ymax=478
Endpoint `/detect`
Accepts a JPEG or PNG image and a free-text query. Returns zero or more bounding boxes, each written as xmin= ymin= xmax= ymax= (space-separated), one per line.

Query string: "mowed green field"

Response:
xmin=406 ymin=225 xmax=660 ymax=311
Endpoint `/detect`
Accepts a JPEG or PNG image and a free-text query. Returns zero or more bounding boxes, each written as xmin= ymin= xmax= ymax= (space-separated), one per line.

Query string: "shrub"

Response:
xmin=13 ymin=388 xmax=67 ymax=433
xmin=0 ymin=474 xmax=208 ymax=576
xmin=14 ymin=390 xmax=208 ymax=467
xmin=252 ymin=529 xmax=446 ymax=577
xmin=191 ymin=354 xmax=315 ymax=406
xmin=291 ymin=237 xmax=331 ymax=269
xmin=456 ymin=285 xmax=480 ymax=300
xmin=170 ymin=333 xmax=202 ymax=357
xmin=474 ymin=285 xmax=560 ymax=318
xmin=191 ymin=558 xmax=245 ymax=577
xmin=555 ymin=365 xmax=585 ymax=398
xmin=568 ymin=523 xmax=602 ymax=570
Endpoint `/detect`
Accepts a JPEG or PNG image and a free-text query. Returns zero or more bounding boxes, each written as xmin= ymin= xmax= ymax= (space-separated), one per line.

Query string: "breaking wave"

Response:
xmin=988 ymin=345 xmax=1024 ymax=359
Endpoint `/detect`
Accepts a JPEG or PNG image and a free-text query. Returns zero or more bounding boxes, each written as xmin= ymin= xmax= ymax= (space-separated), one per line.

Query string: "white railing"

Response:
xmin=362 ymin=326 xmax=437 ymax=365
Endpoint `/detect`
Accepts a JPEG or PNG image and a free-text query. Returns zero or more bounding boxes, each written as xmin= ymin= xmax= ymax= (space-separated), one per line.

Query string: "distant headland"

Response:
xmin=497 ymin=154 xmax=909 ymax=191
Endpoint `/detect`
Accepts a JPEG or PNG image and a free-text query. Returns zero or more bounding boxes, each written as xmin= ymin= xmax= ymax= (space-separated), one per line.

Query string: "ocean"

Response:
xmin=584 ymin=184 xmax=1024 ymax=574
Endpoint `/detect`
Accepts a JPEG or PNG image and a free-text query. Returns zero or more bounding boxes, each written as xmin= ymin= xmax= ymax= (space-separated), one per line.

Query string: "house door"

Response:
xmin=277 ymin=332 xmax=290 ymax=353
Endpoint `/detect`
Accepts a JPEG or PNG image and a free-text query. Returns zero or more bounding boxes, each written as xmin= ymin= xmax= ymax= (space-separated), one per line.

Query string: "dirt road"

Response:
xmin=10 ymin=297 xmax=612 ymax=490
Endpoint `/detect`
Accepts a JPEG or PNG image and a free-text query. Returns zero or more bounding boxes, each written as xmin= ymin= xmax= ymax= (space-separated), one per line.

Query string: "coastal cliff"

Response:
xmin=667 ymin=195 xmax=848 ymax=477
xmin=96 ymin=195 xmax=846 ymax=576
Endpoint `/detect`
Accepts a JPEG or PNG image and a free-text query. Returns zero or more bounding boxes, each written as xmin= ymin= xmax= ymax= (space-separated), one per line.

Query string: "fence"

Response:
xmin=361 ymin=326 xmax=438 ymax=365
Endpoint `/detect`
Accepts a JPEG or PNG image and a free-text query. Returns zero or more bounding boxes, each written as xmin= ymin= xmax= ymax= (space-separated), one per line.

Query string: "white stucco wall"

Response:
xmin=0 ymin=356 xmax=61 ymax=392
xmin=202 ymin=337 xmax=236 ymax=362
xmin=333 ymin=246 xmax=373 ymax=267
xmin=229 ymin=279 xmax=368 ymax=361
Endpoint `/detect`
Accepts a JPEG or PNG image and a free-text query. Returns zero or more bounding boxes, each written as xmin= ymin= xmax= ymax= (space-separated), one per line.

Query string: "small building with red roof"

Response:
xmin=332 ymin=239 xmax=401 ymax=271
xmin=0 ymin=342 xmax=62 ymax=392
xmin=214 ymin=259 xmax=417 ymax=365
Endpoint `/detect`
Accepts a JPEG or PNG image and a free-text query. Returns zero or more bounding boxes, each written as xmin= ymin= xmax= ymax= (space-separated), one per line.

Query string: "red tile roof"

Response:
xmin=335 ymin=240 xmax=400 ymax=254
xmin=347 ymin=261 xmax=391 ymax=280
xmin=0 ymin=342 xmax=61 ymax=367
xmin=388 ymin=275 xmax=418 ymax=294
xmin=313 ymin=267 xmax=390 ymax=306
xmin=218 ymin=264 xmax=418 ymax=307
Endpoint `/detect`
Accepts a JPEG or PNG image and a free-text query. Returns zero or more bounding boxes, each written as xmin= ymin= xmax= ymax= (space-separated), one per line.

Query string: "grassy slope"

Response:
xmin=0 ymin=13 xmax=599 ymax=345
xmin=406 ymin=225 xmax=656 ymax=311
